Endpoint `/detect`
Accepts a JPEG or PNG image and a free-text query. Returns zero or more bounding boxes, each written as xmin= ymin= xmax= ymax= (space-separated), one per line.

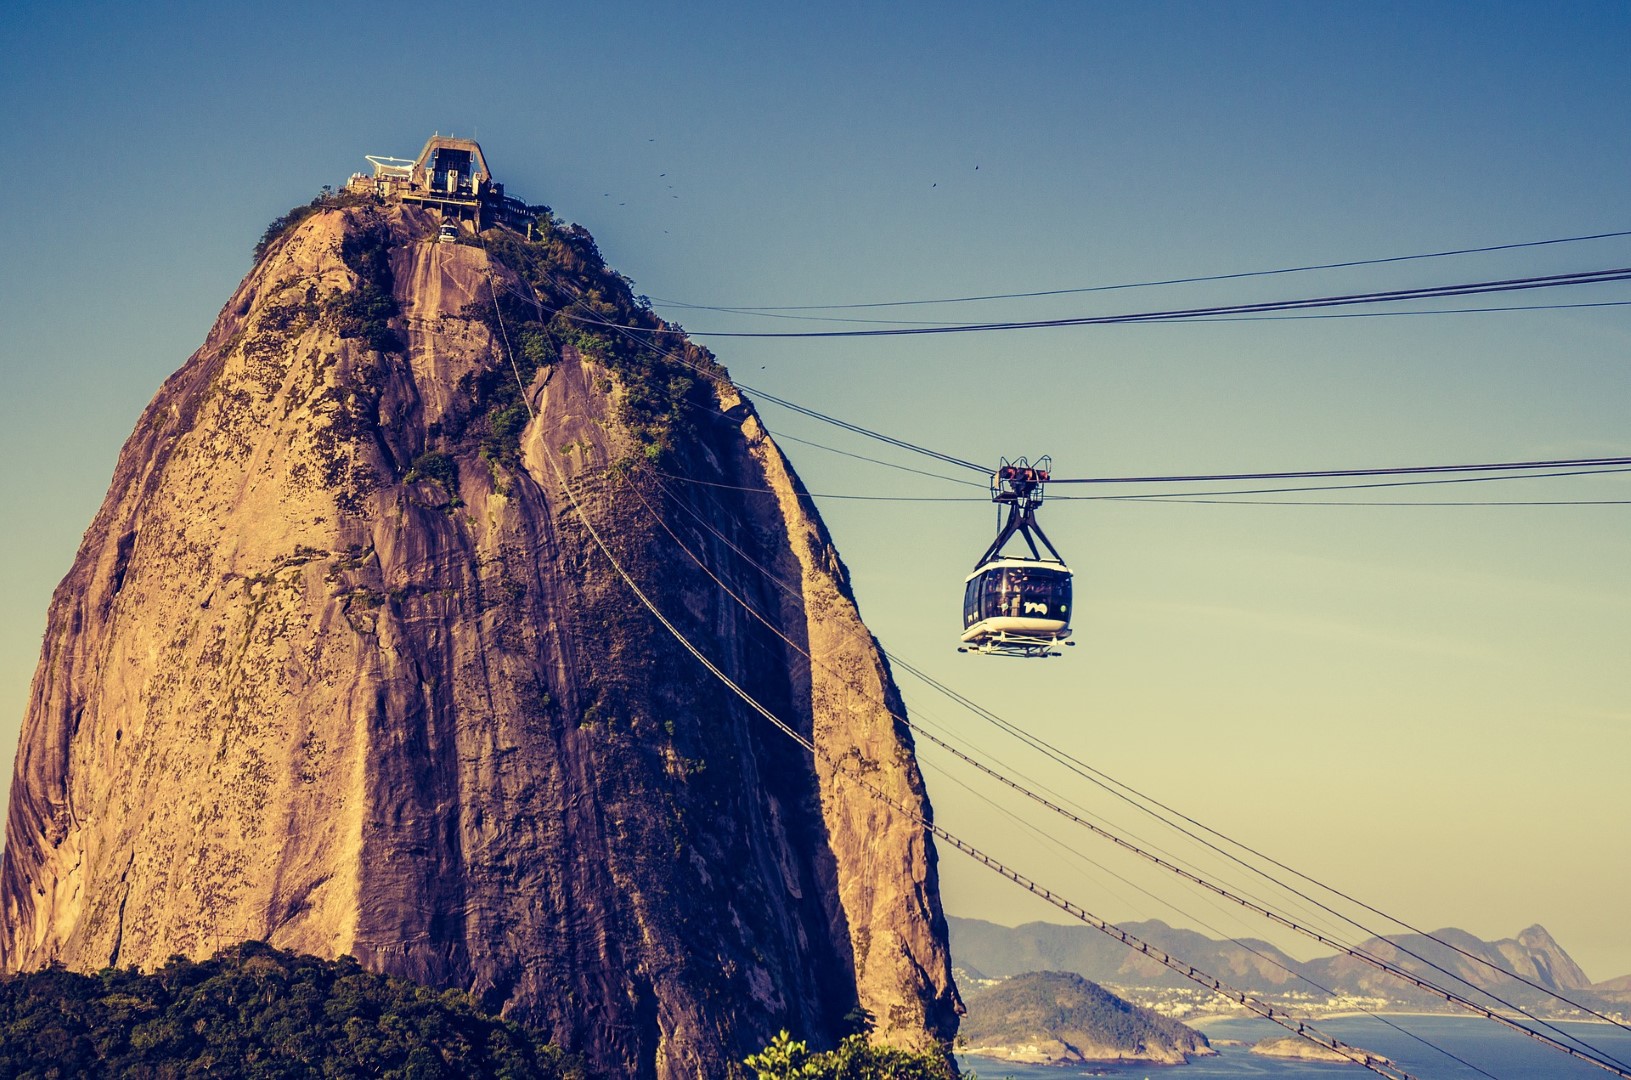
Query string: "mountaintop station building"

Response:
xmin=347 ymin=135 xmax=531 ymax=231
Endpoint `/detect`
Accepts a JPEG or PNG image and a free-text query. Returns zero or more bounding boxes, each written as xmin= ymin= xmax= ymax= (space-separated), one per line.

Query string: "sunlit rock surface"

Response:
xmin=0 ymin=202 xmax=960 ymax=1077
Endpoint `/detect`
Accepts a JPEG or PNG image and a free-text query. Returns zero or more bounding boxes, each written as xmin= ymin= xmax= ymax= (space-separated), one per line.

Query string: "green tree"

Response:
xmin=0 ymin=943 xmax=585 ymax=1079
xmin=746 ymin=1030 xmax=959 ymax=1080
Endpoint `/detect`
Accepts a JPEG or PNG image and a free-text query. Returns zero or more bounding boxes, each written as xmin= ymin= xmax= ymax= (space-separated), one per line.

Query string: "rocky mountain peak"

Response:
xmin=0 ymin=196 xmax=960 ymax=1077
xmin=1505 ymin=924 xmax=1593 ymax=991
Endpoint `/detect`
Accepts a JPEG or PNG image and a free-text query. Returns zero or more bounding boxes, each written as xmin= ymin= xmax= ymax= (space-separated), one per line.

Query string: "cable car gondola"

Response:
xmin=960 ymin=457 xmax=1074 ymax=658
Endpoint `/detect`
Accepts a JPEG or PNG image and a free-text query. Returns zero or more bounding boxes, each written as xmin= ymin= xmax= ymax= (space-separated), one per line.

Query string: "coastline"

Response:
xmin=1188 ymin=1009 xmax=1622 ymax=1030
xmin=961 ymin=1013 xmax=1631 ymax=1079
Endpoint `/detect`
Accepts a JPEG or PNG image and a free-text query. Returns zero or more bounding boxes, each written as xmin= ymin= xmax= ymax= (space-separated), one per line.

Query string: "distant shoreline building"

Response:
xmin=346 ymin=134 xmax=532 ymax=231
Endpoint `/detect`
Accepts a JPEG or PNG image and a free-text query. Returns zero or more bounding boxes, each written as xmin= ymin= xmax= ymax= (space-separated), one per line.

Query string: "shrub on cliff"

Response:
xmin=476 ymin=214 xmax=724 ymax=467
xmin=0 ymin=941 xmax=585 ymax=1078
xmin=254 ymin=188 xmax=373 ymax=263
xmin=746 ymin=1030 xmax=958 ymax=1080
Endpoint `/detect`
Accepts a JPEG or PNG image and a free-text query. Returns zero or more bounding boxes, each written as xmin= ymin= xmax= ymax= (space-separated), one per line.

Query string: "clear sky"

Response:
xmin=2 ymin=1 xmax=1628 ymax=980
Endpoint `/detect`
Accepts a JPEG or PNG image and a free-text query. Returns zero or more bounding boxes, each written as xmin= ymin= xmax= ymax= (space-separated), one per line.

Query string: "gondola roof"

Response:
xmin=963 ymin=556 xmax=1072 ymax=584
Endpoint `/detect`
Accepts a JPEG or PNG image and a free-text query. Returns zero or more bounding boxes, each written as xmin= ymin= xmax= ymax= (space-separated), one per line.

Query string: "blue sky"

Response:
xmin=2 ymin=1 xmax=1628 ymax=979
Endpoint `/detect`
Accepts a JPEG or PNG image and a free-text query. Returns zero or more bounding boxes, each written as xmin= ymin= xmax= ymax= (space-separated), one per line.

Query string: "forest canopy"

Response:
xmin=0 ymin=942 xmax=585 ymax=1079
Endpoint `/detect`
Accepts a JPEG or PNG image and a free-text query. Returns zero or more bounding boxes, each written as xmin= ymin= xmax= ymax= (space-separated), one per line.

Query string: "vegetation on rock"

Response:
xmin=746 ymin=1030 xmax=957 ymax=1080
xmin=0 ymin=942 xmax=585 ymax=1079
xmin=328 ymin=222 xmax=404 ymax=356
xmin=470 ymin=211 xmax=725 ymax=466
xmin=254 ymin=188 xmax=374 ymax=263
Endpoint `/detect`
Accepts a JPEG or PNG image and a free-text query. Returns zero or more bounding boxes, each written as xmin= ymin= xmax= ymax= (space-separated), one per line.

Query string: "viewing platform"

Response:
xmin=347 ymin=134 xmax=531 ymax=230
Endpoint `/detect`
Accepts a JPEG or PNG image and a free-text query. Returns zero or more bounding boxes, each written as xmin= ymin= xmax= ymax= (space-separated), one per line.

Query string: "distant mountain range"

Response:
xmin=948 ymin=917 xmax=1629 ymax=1019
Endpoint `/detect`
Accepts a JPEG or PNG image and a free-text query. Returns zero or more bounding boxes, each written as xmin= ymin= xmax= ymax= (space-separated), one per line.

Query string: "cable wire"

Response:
xmin=480 ymin=225 xmax=1631 ymax=1064
xmin=885 ymin=655 xmax=1631 ymax=1042
xmin=478 ymin=229 xmax=1427 ymax=1080
xmin=1048 ymin=456 xmax=1631 ymax=485
xmin=639 ymin=432 xmax=1631 ymax=1065
xmin=648 ymin=228 xmax=1631 ymax=312
xmin=502 ymin=235 xmax=1631 ymax=506
xmin=641 ymin=469 xmax=1628 ymax=1070
xmin=640 ymin=472 xmax=1512 ymax=1075
xmin=606 ymin=266 xmax=1631 ymax=339
xmin=648 ymin=464 xmax=1631 ymax=505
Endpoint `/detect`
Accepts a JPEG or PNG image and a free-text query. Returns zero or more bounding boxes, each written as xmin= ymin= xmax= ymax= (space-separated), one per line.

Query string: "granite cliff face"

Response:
xmin=0 ymin=200 xmax=960 ymax=1076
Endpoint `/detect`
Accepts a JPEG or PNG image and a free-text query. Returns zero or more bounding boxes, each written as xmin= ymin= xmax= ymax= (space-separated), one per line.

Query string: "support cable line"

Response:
xmin=766 ymin=429 xmax=990 ymax=489
xmin=731 ymin=384 xmax=989 ymax=473
xmin=502 ymin=235 xmax=1629 ymax=504
xmin=647 ymin=227 xmax=1631 ymax=312
xmin=594 ymin=266 xmax=1631 ymax=339
xmin=653 ymin=471 xmax=979 ymax=501
xmin=885 ymin=652 xmax=1631 ymax=1043
xmin=658 ymin=298 xmax=1631 ymax=328
xmin=636 ymin=473 xmax=1510 ymax=1078
xmin=908 ymin=757 xmax=1506 ymax=1080
xmin=1046 ymin=456 xmax=1631 ymax=486
xmin=650 ymin=463 xmax=1631 ymax=506
xmin=550 ymin=460 xmax=1423 ymax=1080
xmin=1117 ymin=298 xmax=1631 ymax=324
xmin=734 ymin=385 xmax=1631 ymax=495
xmin=657 ymin=402 xmax=1631 ymax=506
xmin=484 ymin=237 xmax=1631 ymax=1074
xmin=493 ymin=230 xmax=1631 ymax=1047
xmin=1052 ymin=466 xmax=1631 ymax=500
xmin=1083 ymin=496 xmax=1631 ymax=507
xmin=638 ymin=470 xmax=1628 ymax=1075
xmin=492 ymin=265 xmax=1631 ymax=330
xmin=477 ymin=236 xmax=1427 ymax=1080
xmin=663 ymin=395 xmax=1631 ymax=508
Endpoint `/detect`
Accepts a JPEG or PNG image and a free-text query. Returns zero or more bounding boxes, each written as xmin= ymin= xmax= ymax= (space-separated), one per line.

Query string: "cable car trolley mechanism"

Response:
xmin=959 ymin=457 xmax=1074 ymax=658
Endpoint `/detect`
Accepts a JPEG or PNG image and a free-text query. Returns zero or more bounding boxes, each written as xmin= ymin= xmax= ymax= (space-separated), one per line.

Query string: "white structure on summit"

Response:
xmin=348 ymin=134 xmax=530 ymax=231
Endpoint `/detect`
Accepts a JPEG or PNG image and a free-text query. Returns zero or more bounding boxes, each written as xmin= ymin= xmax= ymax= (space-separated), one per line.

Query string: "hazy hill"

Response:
xmin=1594 ymin=974 xmax=1631 ymax=1007
xmin=959 ymin=971 xmax=1213 ymax=1066
xmin=949 ymin=916 xmax=1620 ymax=1017
xmin=1305 ymin=923 xmax=1596 ymax=1007
xmin=948 ymin=916 xmax=1305 ymax=989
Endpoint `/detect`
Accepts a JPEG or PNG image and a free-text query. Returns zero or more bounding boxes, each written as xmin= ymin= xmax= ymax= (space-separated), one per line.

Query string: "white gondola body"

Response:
xmin=961 ymin=557 xmax=1073 ymax=656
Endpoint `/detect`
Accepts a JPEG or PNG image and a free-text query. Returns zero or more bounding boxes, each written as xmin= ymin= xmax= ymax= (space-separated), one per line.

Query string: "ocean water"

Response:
xmin=958 ymin=1014 xmax=1631 ymax=1079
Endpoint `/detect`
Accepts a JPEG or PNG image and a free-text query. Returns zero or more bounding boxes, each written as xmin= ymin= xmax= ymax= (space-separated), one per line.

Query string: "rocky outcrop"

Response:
xmin=958 ymin=970 xmax=1212 ymax=1066
xmin=0 ymin=201 xmax=960 ymax=1077
xmin=1502 ymin=924 xmax=1593 ymax=992
xmin=1251 ymin=1035 xmax=1390 ymax=1065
